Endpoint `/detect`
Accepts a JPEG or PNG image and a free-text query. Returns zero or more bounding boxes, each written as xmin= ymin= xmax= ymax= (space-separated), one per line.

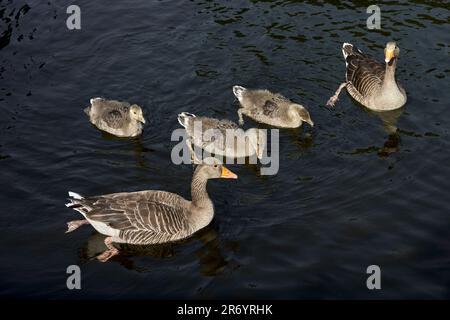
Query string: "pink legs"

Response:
xmin=66 ymin=219 xmax=90 ymax=233
xmin=326 ymin=82 xmax=348 ymax=107
xmin=66 ymin=221 xmax=118 ymax=262
xmin=97 ymin=237 xmax=119 ymax=262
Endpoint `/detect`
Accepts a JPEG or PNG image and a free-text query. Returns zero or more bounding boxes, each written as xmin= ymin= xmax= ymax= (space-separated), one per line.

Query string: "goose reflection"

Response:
xmin=289 ymin=127 xmax=314 ymax=151
xmin=370 ymin=108 xmax=403 ymax=157
xmin=100 ymin=132 xmax=153 ymax=168
xmin=346 ymin=105 xmax=404 ymax=158
xmin=78 ymin=225 xmax=228 ymax=276
xmin=129 ymin=135 xmax=154 ymax=169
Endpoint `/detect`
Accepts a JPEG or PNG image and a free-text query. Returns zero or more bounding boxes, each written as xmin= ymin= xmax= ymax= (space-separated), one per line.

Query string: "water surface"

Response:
xmin=0 ymin=0 xmax=449 ymax=299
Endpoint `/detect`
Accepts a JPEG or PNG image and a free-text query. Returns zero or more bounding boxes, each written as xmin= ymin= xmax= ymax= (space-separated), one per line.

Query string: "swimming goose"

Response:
xmin=178 ymin=112 xmax=266 ymax=162
xmin=326 ymin=41 xmax=407 ymax=111
xmin=233 ymin=86 xmax=314 ymax=128
xmin=65 ymin=160 xmax=237 ymax=262
xmin=84 ymin=97 xmax=146 ymax=137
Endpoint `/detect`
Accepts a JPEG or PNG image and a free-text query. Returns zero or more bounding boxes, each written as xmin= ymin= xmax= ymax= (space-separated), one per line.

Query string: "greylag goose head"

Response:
xmin=129 ymin=104 xmax=146 ymax=124
xmin=384 ymin=41 xmax=400 ymax=65
xmin=195 ymin=157 xmax=238 ymax=180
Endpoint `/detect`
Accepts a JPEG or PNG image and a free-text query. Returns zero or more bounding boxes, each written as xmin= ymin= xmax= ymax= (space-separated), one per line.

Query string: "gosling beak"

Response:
xmin=221 ymin=166 xmax=238 ymax=179
xmin=385 ymin=48 xmax=395 ymax=63
xmin=140 ymin=116 xmax=146 ymax=124
xmin=307 ymin=119 xmax=314 ymax=127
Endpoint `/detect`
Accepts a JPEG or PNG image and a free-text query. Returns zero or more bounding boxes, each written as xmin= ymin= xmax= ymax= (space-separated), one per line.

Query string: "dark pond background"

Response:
xmin=0 ymin=0 xmax=449 ymax=299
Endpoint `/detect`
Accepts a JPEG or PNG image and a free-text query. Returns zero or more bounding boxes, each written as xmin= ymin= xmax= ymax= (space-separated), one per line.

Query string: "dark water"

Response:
xmin=0 ymin=0 xmax=449 ymax=299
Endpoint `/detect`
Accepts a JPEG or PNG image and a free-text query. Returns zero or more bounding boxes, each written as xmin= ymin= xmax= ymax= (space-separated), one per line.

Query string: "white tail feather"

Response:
xmin=90 ymin=97 xmax=103 ymax=105
xmin=68 ymin=191 xmax=83 ymax=200
xmin=232 ymin=85 xmax=246 ymax=99
xmin=177 ymin=112 xmax=196 ymax=128
xmin=342 ymin=42 xmax=353 ymax=59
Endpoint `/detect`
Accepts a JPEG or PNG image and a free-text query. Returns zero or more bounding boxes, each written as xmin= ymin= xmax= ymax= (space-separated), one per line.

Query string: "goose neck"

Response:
xmin=383 ymin=60 xmax=397 ymax=86
xmin=191 ymin=173 xmax=211 ymax=208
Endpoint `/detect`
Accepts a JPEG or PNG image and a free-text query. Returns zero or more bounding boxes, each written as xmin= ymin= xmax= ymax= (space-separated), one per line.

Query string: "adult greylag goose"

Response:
xmin=326 ymin=41 xmax=407 ymax=111
xmin=65 ymin=160 xmax=237 ymax=262
xmin=178 ymin=112 xmax=266 ymax=162
xmin=84 ymin=97 xmax=146 ymax=137
xmin=232 ymin=86 xmax=314 ymax=128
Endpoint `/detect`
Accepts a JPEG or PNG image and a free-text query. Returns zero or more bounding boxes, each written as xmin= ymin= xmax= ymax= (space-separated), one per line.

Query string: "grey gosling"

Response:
xmin=233 ymin=86 xmax=314 ymax=128
xmin=84 ymin=97 xmax=146 ymax=137
xmin=178 ymin=112 xmax=266 ymax=162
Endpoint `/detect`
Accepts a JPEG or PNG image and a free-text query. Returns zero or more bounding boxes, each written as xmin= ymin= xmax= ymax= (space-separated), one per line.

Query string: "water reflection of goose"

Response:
xmin=79 ymin=225 xmax=228 ymax=276
xmin=130 ymin=136 xmax=153 ymax=169
xmin=371 ymin=108 xmax=404 ymax=157
xmin=373 ymin=108 xmax=404 ymax=136
xmin=98 ymin=132 xmax=152 ymax=169
xmin=286 ymin=127 xmax=315 ymax=151
xmin=348 ymin=107 xmax=404 ymax=157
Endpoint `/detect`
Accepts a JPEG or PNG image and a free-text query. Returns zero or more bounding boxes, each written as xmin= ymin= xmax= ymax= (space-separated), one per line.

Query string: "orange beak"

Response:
xmin=221 ymin=166 xmax=238 ymax=179
xmin=385 ymin=48 xmax=395 ymax=63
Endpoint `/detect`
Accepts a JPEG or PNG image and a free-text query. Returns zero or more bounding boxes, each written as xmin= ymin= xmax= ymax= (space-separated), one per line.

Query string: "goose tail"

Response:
xmin=68 ymin=191 xmax=84 ymax=200
xmin=232 ymin=85 xmax=246 ymax=99
xmin=177 ymin=112 xmax=196 ymax=128
xmin=342 ymin=43 xmax=354 ymax=59
xmin=65 ymin=191 xmax=90 ymax=216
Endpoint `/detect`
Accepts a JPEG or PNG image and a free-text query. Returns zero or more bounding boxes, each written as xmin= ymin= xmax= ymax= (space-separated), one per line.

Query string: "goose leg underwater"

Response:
xmin=65 ymin=219 xmax=90 ymax=233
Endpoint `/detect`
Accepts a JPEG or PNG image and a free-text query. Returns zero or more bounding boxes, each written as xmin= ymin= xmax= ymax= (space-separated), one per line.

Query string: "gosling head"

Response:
xmin=196 ymin=157 xmax=238 ymax=180
xmin=290 ymin=104 xmax=314 ymax=127
xmin=129 ymin=104 xmax=146 ymax=124
xmin=384 ymin=41 xmax=400 ymax=65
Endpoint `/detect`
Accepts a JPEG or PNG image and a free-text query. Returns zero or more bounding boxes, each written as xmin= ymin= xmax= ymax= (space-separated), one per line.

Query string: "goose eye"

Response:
xmin=214 ymin=164 xmax=218 ymax=168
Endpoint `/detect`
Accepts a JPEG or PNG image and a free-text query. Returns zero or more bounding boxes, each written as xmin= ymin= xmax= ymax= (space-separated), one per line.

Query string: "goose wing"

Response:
xmin=261 ymin=100 xmax=278 ymax=116
xmin=204 ymin=119 xmax=241 ymax=152
xmin=252 ymin=94 xmax=288 ymax=118
xmin=180 ymin=115 xmax=238 ymax=135
xmin=344 ymin=44 xmax=384 ymax=98
xmin=185 ymin=117 xmax=240 ymax=151
xmin=73 ymin=191 xmax=190 ymax=235
xmin=215 ymin=118 xmax=239 ymax=130
xmin=198 ymin=117 xmax=239 ymax=132
xmin=102 ymin=106 xmax=128 ymax=129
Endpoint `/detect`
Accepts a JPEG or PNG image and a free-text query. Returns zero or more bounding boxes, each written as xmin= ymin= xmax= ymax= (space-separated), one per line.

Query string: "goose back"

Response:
xmin=344 ymin=44 xmax=384 ymax=100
